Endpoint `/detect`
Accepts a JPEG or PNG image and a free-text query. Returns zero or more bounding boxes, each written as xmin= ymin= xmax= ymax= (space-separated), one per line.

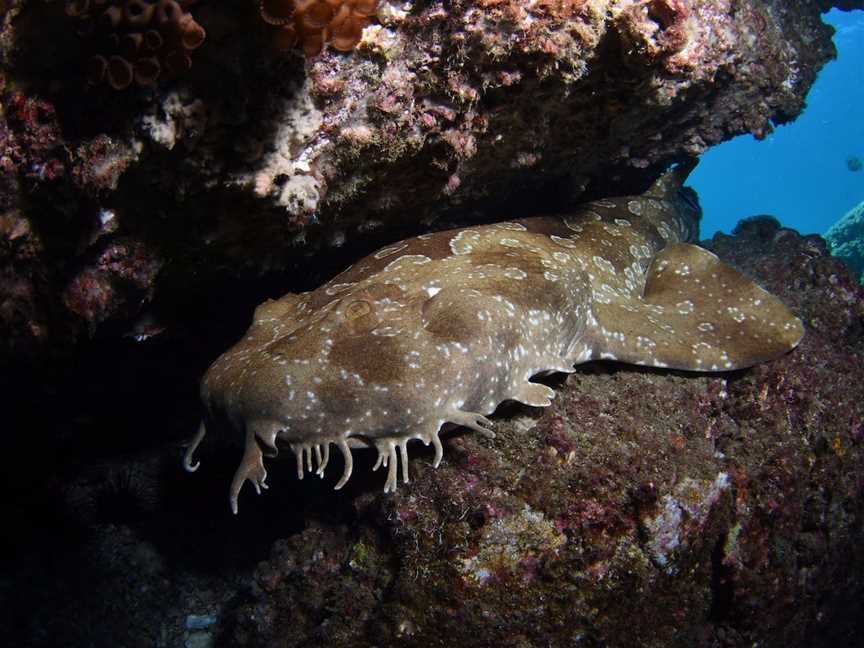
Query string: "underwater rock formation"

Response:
xmin=0 ymin=0 xmax=852 ymax=361
xmin=824 ymin=200 xmax=864 ymax=283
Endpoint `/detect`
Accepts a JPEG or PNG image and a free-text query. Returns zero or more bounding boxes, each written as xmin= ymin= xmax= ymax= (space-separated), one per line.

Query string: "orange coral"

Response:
xmin=66 ymin=0 xmax=206 ymax=90
xmin=259 ymin=0 xmax=379 ymax=57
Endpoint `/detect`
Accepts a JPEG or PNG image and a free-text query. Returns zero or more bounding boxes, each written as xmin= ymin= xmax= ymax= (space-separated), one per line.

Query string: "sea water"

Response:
xmin=693 ymin=8 xmax=864 ymax=239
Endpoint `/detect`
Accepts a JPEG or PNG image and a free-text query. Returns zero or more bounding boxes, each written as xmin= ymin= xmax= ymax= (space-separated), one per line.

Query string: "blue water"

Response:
xmin=693 ymin=9 xmax=864 ymax=240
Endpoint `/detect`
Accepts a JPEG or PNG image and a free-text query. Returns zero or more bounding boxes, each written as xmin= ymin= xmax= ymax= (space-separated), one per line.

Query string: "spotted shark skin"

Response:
xmin=184 ymin=161 xmax=804 ymax=513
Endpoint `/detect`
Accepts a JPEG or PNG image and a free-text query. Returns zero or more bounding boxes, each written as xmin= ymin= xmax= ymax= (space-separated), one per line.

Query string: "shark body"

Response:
xmin=184 ymin=162 xmax=804 ymax=513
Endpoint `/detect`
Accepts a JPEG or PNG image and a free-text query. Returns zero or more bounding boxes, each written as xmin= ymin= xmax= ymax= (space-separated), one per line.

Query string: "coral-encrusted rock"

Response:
xmin=227 ymin=220 xmax=864 ymax=647
xmin=824 ymin=201 xmax=864 ymax=284
xmin=0 ymin=0 xmax=853 ymax=359
xmin=236 ymin=524 xmax=394 ymax=646
xmin=62 ymin=237 xmax=162 ymax=330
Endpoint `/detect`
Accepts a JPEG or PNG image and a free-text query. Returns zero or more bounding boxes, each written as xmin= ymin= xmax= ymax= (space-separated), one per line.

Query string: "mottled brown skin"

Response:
xmin=184 ymin=162 xmax=804 ymax=513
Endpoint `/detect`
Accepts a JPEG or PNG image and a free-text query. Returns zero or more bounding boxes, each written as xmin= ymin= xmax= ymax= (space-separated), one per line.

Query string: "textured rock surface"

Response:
xmin=0 ymin=0 xmax=853 ymax=360
xmin=825 ymin=200 xmax=864 ymax=283
xmin=2 ymin=218 xmax=863 ymax=647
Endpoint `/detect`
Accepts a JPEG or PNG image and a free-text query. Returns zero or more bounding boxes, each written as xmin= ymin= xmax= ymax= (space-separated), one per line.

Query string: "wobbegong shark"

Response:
xmin=184 ymin=160 xmax=804 ymax=513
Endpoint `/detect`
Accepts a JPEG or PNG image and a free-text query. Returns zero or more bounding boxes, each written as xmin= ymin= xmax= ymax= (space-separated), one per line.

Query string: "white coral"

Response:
xmin=240 ymin=80 xmax=326 ymax=214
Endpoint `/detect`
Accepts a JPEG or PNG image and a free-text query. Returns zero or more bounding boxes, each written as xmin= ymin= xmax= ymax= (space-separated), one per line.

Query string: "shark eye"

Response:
xmin=345 ymin=300 xmax=372 ymax=320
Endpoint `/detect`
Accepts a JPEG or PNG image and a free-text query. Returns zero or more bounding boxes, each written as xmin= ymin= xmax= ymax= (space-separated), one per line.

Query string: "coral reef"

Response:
xmin=0 ymin=0 xmax=852 ymax=362
xmin=824 ymin=200 xmax=864 ymax=283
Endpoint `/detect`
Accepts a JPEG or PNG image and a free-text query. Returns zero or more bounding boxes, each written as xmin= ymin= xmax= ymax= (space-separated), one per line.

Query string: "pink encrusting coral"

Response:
xmin=65 ymin=0 xmax=206 ymax=90
xmin=62 ymin=238 xmax=162 ymax=328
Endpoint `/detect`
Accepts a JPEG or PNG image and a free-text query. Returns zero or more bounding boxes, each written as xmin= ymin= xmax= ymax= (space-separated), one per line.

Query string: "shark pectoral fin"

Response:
xmin=513 ymin=382 xmax=556 ymax=407
xmin=587 ymin=243 xmax=804 ymax=372
xmin=448 ymin=410 xmax=496 ymax=438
